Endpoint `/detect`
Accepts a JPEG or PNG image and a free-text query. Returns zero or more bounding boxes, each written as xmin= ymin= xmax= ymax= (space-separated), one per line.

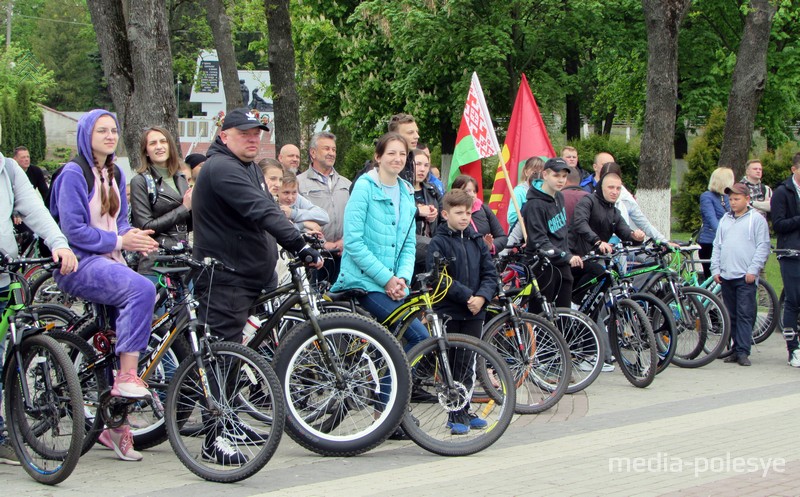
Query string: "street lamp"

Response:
xmin=176 ymin=79 xmax=182 ymax=119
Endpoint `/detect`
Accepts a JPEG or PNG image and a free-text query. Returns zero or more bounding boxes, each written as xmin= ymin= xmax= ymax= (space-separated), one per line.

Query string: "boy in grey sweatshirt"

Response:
xmin=711 ymin=183 xmax=770 ymax=366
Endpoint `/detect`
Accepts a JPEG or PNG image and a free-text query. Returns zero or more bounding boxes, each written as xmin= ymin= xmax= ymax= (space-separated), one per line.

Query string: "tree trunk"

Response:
xmin=637 ymin=0 xmax=692 ymax=239
xmin=86 ymin=0 xmax=178 ymax=171
xmin=565 ymin=55 xmax=581 ymax=141
xmin=718 ymin=0 xmax=776 ymax=177
xmin=204 ymin=0 xmax=243 ymax=111
xmin=265 ymin=0 xmax=300 ymax=150
xmin=603 ymin=107 xmax=616 ymax=136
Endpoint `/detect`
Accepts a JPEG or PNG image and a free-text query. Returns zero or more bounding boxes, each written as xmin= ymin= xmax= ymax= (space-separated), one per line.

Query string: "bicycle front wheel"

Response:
xmin=4 ymin=334 xmax=84 ymax=485
xmin=549 ymin=307 xmax=605 ymax=394
xmin=631 ymin=293 xmax=677 ymax=375
xmin=481 ymin=311 xmax=570 ymax=413
xmin=165 ymin=342 xmax=284 ymax=483
xmin=608 ymin=299 xmax=657 ymax=388
xmin=272 ymin=312 xmax=411 ymax=457
xmin=401 ymin=333 xmax=516 ymax=456
xmin=672 ymin=287 xmax=731 ymax=367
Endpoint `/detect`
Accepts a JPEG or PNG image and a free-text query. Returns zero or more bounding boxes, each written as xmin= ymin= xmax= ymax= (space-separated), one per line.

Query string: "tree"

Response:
xmin=203 ymin=0 xmax=243 ymax=110
xmin=85 ymin=0 xmax=178 ymax=170
xmin=718 ymin=0 xmax=777 ymax=177
xmin=29 ymin=0 xmax=104 ymax=110
xmin=265 ymin=0 xmax=300 ymax=149
xmin=636 ymin=0 xmax=692 ymax=239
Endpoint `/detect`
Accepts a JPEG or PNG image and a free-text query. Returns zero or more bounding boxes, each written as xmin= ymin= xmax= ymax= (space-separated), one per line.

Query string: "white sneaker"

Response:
xmin=789 ymin=349 xmax=800 ymax=368
xmin=601 ymin=363 xmax=615 ymax=372
xmin=575 ymin=359 xmax=594 ymax=372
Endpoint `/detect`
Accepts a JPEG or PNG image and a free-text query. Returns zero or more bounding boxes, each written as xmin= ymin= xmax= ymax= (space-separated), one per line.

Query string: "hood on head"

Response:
xmin=77 ymin=109 xmax=119 ymax=165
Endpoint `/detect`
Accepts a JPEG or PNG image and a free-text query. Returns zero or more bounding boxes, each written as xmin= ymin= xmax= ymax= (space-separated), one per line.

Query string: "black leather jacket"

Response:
xmin=130 ymin=166 xmax=192 ymax=250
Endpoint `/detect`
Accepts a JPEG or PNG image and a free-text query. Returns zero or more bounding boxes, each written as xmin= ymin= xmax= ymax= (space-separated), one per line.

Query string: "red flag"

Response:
xmin=489 ymin=74 xmax=556 ymax=231
xmin=449 ymin=72 xmax=501 ymax=200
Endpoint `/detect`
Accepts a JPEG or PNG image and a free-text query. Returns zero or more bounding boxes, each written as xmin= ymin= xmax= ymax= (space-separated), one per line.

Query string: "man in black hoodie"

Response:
xmin=522 ymin=158 xmax=584 ymax=309
xmin=771 ymin=152 xmax=800 ymax=367
xmin=193 ymin=108 xmax=322 ymax=344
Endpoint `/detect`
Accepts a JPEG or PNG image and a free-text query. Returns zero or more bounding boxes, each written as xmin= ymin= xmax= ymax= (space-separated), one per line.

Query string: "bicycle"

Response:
xmin=247 ymin=242 xmax=411 ymax=457
xmin=773 ymin=248 xmax=800 ymax=343
xmin=51 ymin=254 xmax=285 ymax=482
xmin=482 ymin=249 xmax=573 ymax=411
xmin=624 ymin=243 xmax=731 ymax=368
xmin=373 ymin=255 xmax=513 ymax=456
xmin=0 ymin=252 xmax=83 ymax=485
xmin=573 ymin=249 xmax=657 ymax=388
xmin=494 ymin=247 xmax=607 ymax=394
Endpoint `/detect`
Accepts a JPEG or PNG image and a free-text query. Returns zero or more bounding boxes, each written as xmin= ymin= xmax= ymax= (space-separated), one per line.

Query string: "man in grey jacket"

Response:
xmin=0 ymin=145 xmax=77 ymax=465
xmin=711 ymin=183 xmax=770 ymax=367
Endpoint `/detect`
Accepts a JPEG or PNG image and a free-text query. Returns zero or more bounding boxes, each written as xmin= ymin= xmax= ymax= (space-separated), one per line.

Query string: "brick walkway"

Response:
xmin=4 ymin=333 xmax=799 ymax=497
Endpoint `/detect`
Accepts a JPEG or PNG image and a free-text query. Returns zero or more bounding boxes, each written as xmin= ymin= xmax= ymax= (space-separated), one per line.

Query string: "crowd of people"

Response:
xmin=2 ymin=107 xmax=800 ymax=466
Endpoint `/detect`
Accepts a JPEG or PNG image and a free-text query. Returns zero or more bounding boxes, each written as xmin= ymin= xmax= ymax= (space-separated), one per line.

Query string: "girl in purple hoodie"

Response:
xmin=50 ymin=109 xmax=159 ymax=461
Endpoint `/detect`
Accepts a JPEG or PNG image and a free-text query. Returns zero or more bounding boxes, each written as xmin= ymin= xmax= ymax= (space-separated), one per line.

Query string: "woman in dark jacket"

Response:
xmin=130 ymin=126 xmax=192 ymax=270
xmin=697 ymin=167 xmax=733 ymax=280
xmin=451 ymin=174 xmax=507 ymax=254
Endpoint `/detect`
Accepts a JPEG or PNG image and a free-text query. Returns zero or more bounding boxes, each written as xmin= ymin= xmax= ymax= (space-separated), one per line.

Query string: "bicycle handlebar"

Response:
xmin=0 ymin=249 xmax=60 ymax=271
xmin=152 ymin=252 xmax=236 ymax=273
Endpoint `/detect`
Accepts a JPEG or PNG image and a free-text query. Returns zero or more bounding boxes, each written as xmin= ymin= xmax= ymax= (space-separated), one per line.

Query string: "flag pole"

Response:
xmin=496 ymin=152 xmax=527 ymax=242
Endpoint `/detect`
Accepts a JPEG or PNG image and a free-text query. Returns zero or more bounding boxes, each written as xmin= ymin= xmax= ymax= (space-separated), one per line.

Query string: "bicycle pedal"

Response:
xmin=782 ymin=329 xmax=797 ymax=341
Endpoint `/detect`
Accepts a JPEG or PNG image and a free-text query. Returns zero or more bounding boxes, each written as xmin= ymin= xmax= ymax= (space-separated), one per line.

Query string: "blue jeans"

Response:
xmin=358 ymin=291 xmax=429 ymax=410
xmin=720 ymin=277 xmax=756 ymax=358
xmin=358 ymin=291 xmax=429 ymax=352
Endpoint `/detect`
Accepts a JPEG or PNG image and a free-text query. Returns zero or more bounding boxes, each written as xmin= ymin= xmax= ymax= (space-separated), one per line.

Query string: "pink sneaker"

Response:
xmin=97 ymin=429 xmax=114 ymax=450
xmin=111 ymin=369 xmax=149 ymax=398
xmin=103 ymin=426 xmax=143 ymax=462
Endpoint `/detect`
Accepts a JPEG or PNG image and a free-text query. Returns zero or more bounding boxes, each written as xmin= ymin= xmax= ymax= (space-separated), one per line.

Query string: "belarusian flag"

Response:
xmin=448 ymin=72 xmax=501 ymax=200
xmin=489 ymin=74 xmax=555 ymax=231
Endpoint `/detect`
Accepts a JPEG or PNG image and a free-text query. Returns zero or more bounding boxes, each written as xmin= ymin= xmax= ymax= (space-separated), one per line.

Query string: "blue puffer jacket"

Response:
xmin=698 ymin=190 xmax=730 ymax=244
xmin=331 ymin=169 xmax=417 ymax=294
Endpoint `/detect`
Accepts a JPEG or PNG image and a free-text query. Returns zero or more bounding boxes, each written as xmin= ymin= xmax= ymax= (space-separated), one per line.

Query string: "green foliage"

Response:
xmin=337 ymin=141 xmax=373 ymax=182
xmin=758 ymin=141 xmax=800 ymax=189
xmin=0 ymin=84 xmax=47 ymax=163
xmin=570 ymin=135 xmax=642 ymax=191
xmin=29 ymin=0 xmax=103 ymax=110
xmin=674 ymin=107 xmax=727 ymax=232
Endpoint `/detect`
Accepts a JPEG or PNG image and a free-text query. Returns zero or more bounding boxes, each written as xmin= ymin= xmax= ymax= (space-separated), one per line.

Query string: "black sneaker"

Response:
xmin=737 ymin=355 xmax=751 ymax=367
xmin=410 ymin=386 xmax=438 ymax=403
xmin=0 ymin=438 xmax=20 ymax=466
xmin=224 ymin=418 xmax=270 ymax=446
xmin=723 ymin=354 xmax=739 ymax=363
xmin=201 ymin=434 xmax=248 ymax=465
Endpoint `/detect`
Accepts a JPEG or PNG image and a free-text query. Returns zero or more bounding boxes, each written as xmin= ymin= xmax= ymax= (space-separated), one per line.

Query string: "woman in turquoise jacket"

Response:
xmin=331 ymin=132 xmax=428 ymax=350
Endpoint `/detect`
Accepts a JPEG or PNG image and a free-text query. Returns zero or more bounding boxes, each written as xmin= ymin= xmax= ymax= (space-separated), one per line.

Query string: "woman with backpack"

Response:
xmin=50 ymin=109 xmax=159 ymax=461
xmin=130 ymin=126 xmax=193 ymax=272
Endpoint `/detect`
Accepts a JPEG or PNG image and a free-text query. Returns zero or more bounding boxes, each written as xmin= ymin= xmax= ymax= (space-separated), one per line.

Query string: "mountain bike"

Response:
xmin=0 ymin=252 xmax=83 ymax=485
xmin=494 ymin=247 xmax=606 ymax=394
xmin=51 ymin=254 xmax=284 ymax=482
xmin=380 ymin=254 xmax=515 ymax=456
xmin=248 ymin=243 xmax=411 ymax=458
xmin=573 ymin=250 xmax=657 ymax=388
xmin=483 ymin=249 xmax=572 ymax=411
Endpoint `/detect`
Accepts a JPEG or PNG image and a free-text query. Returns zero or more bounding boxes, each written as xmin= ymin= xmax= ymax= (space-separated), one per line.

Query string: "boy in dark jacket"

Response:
xmin=522 ymin=157 xmax=584 ymax=309
xmin=427 ymin=188 xmax=497 ymax=435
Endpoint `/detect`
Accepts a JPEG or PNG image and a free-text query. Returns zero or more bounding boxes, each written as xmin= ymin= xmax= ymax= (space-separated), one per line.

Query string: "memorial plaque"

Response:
xmin=197 ymin=60 xmax=219 ymax=93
